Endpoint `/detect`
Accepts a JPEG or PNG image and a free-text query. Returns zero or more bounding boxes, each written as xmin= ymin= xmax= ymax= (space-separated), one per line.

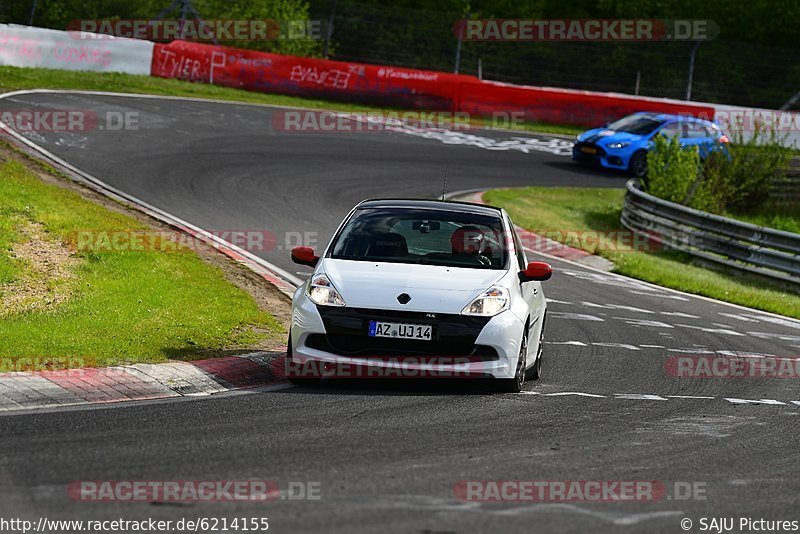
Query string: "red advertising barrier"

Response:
xmin=150 ymin=40 xmax=716 ymax=126
xmin=151 ymin=40 xmax=472 ymax=110
xmin=457 ymin=80 xmax=716 ymax=126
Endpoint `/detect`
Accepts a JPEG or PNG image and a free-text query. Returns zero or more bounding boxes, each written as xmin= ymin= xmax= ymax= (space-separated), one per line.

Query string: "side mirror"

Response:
xmin=291 ymin=246 xmax=319 ymax=267
xmin=519 ymin=261 xmax=552 ymax=282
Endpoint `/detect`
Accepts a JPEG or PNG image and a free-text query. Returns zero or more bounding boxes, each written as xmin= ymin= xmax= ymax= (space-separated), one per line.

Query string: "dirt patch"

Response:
xmin=0 ymin=142 xmax=292 ymax=350
xmin=0 ymin=220 xmax=79 ymax=316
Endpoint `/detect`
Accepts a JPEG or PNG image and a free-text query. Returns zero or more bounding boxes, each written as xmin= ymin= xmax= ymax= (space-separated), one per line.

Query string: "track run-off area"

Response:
xmin=1 ymin=92 xmax=799 ymax=533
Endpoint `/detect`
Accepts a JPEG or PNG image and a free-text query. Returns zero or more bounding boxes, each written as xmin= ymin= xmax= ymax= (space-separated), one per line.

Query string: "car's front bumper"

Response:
xmin=572 ymin=142 xmax=630 ymax=169
xmin=289 ymin=290 xmax=525 ymax=380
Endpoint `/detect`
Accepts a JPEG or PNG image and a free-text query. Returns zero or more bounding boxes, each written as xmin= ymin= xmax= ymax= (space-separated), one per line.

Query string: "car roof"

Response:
xmin=632 ymin=111 xmax=713 ymax=124
xmin=356 ymin=198 xmax=504 ymax=217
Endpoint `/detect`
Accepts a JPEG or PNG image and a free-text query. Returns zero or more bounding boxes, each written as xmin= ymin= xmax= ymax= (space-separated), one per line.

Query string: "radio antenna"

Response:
xmin=441 ymin=172 xmax=447 ymax=201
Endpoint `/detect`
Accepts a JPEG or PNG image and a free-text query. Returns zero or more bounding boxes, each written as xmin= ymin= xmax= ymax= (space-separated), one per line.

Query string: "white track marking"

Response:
xmin=641 ymin=344 xmax=666 ymax=348
xmin=546 ymin=341 xmax=588 ymax=346
xmin=516 ymin=240 xmax=799 ymax=324
xmin=660 ymin=311 xmax=701 ymax=318
xmin=615 ymin=394 xmax=668 ymax=401
xmin=724 ymin=398 xmax=786 ymax=405
xmin=543 ymin=392 xmax=607 ymax=398
xmin=381 ymin=127 xmax=575 ymax=155
xmin=613 ymin=317 xmax=674 ymax=329
xmin=748 ymin=332 xmax=800 ymax=342
xmin=591 ymin=342 xmax=641 ymax=351
xmin=719 ymin=312 xmax=761 ymax=323
xmin=546 ymin=298 xmax=573 ymax=305
xmin=666 ymin=348 xmax=715 ymax=354
xmin=547 ymin=312 xmax=605 ymax=321
xmin=581 ymin=301 xmax=655 ymax=314
xmin=516 ymin=390 xmax=800 ymax=408
xmin=715 ymin=350 xmax=782 ymax=358
xmin=677 ymin=324 xmax=745 ymax=336
xmin=627 ymin=290 xmax=690 ymax=301
xmin=752 ymin=315 xmax=800 ymax=330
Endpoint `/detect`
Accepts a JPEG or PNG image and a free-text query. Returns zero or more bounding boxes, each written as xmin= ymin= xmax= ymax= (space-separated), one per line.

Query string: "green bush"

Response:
xmin=644 ymin=127 xmax=793 ymax=216
xmin=644 ymin=134 xmax=700 ymax=203
xmin=692 ymin=128 xmax=792 ymax=214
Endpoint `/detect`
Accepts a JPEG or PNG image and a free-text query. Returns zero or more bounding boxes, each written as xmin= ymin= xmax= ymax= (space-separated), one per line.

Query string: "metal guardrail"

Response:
xmin=768 ymin=156 xmax=800 ymax=205
xmin=621 ymin=179 xmax=800 ymax=288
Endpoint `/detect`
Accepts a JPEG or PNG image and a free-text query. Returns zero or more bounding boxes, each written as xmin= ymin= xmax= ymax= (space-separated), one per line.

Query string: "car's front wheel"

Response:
xmin=526 ymin=313 xmax=546 ymax=381
xmin=285 ymin=335 xmax=321 ymax=387
xmin=498 ymin=330 xmax=527 ymax=393
xmin=629 ymin=150 xmax=648 ymax=178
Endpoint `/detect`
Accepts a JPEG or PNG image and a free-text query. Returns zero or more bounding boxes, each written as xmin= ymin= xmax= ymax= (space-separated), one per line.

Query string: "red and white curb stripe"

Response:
xmin=0 ymin=352 xmax=289 ymax=412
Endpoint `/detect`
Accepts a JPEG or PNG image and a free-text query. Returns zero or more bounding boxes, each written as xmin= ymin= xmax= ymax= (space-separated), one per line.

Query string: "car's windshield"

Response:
xmin=329 ymin=207 xmax=508 ymax=269
xmin=606 ymin=114 xmax=666 ymax=135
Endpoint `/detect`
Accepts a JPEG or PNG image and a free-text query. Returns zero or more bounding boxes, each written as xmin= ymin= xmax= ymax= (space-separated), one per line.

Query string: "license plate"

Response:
xmin=580 ymin=146 xmax=598 ymax=154
xmin=368 ymin=321 xmax=432 ymax=341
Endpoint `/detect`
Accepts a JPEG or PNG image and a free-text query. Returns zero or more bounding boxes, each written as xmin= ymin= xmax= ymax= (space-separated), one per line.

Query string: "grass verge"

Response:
xmin=0 ymin=145 xmax=284 ymax=368
xmin=726 ymin=206 xmax=800 ymax=235
xmin=485 ymin=187 xmax=800 ymax=319
xmin=0 ymin=66 xmax=584 ymax=136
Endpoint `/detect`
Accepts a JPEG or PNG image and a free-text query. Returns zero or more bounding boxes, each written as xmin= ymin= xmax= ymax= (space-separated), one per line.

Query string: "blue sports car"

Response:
xmin=572 ymin=112 xmax=729 ymax=177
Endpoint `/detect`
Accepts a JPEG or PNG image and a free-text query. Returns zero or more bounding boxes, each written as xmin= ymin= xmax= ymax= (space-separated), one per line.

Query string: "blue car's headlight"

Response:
xmin=607 ymin=142 xmax=630 ymax=149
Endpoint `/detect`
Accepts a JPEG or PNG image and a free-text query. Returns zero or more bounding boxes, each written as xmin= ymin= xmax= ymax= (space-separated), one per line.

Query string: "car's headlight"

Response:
xmin=462 ymin=285 xmax=509 ymax=316
xmin=307 ymin=273 xmax=346 ymax=307
xmin=607 ymin=142 xmax=629 ymax=149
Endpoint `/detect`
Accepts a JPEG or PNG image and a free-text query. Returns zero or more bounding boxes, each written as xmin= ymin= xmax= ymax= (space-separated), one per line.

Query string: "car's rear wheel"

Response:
xmin=629 ymin=150 xmax=648 ymax=178
xmin=285 ymin=335 xmax=321 ymax=387
xmin=498 ymin=330 xmax=527 ymax=393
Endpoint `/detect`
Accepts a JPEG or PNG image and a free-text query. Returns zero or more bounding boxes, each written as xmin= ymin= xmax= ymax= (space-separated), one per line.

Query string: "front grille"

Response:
xmin=306 ymin=333 xmax=499 ymax=360
xmin=574 ymin=142 xmax=607 ymax=157
xmin=310 ymin=307 xmax=496 ymax=359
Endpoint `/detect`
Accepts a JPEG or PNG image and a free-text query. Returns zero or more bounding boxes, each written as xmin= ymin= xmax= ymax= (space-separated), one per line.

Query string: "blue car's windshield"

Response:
xmin=607 ymin=115 xmax=666 ymax=135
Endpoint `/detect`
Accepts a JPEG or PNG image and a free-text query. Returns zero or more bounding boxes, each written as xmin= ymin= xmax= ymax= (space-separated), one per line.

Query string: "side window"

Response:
xmin=511 ymin=225 xmax=527 ymax=270
xmin=687 ymin=123 xmax=709 ymax=138
xmin=659 ymin=122 xmax=681 ymax=139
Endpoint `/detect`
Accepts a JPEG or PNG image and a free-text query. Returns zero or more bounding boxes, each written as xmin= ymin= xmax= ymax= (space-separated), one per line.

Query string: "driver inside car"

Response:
xmin=450 ymin=225 xmax=493 ymax=266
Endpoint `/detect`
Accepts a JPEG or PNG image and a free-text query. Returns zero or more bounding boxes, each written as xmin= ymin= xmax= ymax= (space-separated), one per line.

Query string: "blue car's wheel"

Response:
xmin=629 ymin=150 xmax=648 ymax=178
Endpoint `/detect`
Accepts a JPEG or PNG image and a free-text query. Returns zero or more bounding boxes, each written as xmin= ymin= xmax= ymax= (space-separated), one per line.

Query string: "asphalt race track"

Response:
xmin=1 ymin=92 xmax=800 ymax=533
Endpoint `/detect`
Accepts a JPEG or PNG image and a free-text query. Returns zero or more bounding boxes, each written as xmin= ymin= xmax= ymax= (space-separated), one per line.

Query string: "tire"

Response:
xmin=285 ymin=335 xmax=321 ymax=387
xmin=629 ymin=150 xmax=648 ymax=178
xmin=498 ymin=330 xmax=528 ymax=393
xmin=526 ymin=313 xmax=546 ymax=381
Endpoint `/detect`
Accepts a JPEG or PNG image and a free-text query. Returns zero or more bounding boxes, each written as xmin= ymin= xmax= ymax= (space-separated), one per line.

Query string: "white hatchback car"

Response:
xmin=287 ymin=199 xmax=551 ymax=392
